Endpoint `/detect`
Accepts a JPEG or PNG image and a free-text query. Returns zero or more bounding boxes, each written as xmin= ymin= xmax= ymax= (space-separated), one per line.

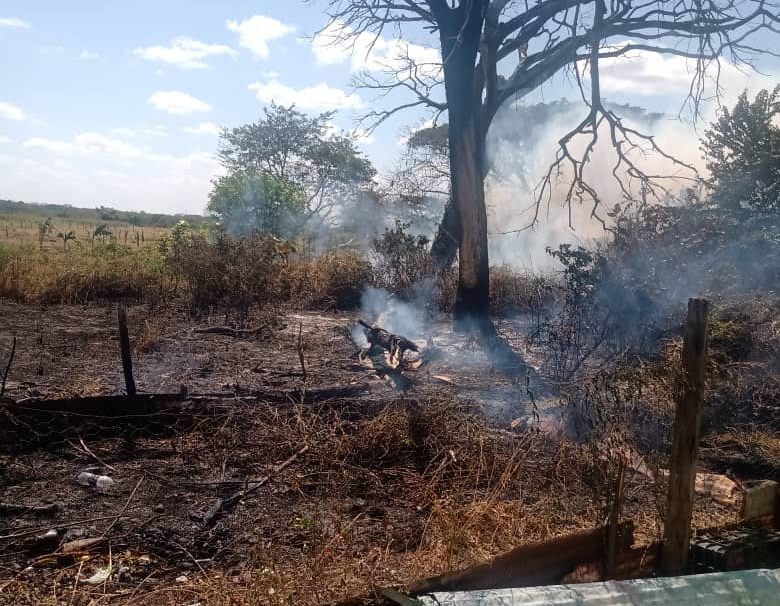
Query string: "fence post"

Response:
xmin=117 ymin=305 xmax=136 ymax=397
xmin=661 ymin=297 xmax=709 ymax=574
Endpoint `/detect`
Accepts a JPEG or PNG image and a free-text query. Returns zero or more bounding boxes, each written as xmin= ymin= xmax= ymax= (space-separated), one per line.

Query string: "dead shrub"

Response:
xmin=489 ymin=265 xmax=558 ymax=315
xmin=338 ymin=407 xmax=416 ymax=468
xmin=134 ymin=318 xmax=165 ymax=354
xmin=285 ymin=251 xmax=374 ymax=310
xmin=165 ymin=229 xmax=283 ymax=323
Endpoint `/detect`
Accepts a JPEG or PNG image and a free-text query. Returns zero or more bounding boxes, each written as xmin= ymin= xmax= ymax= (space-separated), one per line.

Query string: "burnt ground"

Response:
xmin=0 ymin=303 xmax=738 ymax=605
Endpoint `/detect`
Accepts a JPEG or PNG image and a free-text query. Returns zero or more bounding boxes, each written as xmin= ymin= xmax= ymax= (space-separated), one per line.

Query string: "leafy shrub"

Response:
xmin=372 ymin=220 xmax=433 ymax=296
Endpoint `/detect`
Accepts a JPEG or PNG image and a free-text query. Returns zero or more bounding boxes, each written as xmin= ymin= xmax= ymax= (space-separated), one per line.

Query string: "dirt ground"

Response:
xmin=0 ymin=302 xmax=738 ymax=605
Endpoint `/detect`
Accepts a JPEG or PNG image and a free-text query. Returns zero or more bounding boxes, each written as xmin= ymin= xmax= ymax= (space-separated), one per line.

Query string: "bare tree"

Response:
xmin=318 ymin=0 xmax=779 ymax=332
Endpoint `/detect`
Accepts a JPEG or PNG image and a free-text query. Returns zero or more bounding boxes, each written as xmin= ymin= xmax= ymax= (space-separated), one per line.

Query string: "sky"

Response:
xmin=0 ymin=1 xmax=777 ymax=216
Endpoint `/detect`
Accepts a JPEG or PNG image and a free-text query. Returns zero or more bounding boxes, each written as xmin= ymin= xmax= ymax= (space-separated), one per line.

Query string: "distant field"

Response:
xmin=0 ymin=210 xmax=170 ymax=251
xmin=0 ymin=206 xmax=179 ymax=304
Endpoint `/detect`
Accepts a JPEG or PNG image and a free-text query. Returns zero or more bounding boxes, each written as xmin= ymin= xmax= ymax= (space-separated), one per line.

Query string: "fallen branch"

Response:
xmin=192 ymin=326 xmax=267 ymax=338
xmin=69 ymin=437 xmax=116 ymax=471
xmin=0 ymin=502 xmax=59 ymax=517
xmin=203 ymin=445 xmax=309 ymax=527
xmin=0 ymin=515 xmax=133 ymax=541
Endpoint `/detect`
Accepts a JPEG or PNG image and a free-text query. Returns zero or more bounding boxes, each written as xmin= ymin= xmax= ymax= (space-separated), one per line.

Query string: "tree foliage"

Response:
xmin=208 ymin=171 xmax=307 ymax=238
xmin=215 ymin=103 xmax=376 ymax=234
xmin=703 ymin=86 xmax=780 ymax=216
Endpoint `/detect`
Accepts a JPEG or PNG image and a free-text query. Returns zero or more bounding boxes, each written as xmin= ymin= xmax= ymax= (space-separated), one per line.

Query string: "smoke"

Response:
xmin=484 ymin=100 xmax=703 ymax=270
xmin=355 ymin=281 xmax=437 ymax=340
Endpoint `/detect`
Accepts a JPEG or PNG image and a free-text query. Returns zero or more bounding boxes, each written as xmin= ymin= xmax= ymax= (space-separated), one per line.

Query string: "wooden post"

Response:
xmin=117 ymin=305 xmax=136 ymax=397
xmin=661 ymin=298 xmax=709 ymax=574
xmin=605 ymin=458 xmax=626 ymax=579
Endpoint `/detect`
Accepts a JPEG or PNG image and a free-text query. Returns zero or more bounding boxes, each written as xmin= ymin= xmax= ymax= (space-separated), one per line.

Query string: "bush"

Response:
xmin=163 ymin=227 xmax=284 ymax=322
xmin=285 ymin=251 xmax=374 ymax=310
xmin=372 ymin=220 xmax=433 ymax=296
xmin=489 ymin=265 xmax=558 ymax=315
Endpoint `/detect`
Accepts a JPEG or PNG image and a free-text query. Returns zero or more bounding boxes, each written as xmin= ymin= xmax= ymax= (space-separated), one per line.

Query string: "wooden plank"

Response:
xmin=661 ymin=298 xmax=709 ymax=574
xmin=409 ymin=522 xmax=634 ymax=595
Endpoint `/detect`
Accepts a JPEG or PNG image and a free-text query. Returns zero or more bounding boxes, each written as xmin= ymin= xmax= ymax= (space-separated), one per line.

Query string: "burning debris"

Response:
xmin=352 ymin=319 xmax=426 ymax=390
xmin=357 ymin=319 xmax=420 ymax=367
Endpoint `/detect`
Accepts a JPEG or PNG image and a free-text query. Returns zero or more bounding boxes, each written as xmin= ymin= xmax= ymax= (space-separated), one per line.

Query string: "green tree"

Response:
xmin=216 ymin=103 xmax=375 ymax=232
xmin=702 ymin=86 xmax=780 ymax=216
xmin=207 ymin=171 xmax=307 ymax=237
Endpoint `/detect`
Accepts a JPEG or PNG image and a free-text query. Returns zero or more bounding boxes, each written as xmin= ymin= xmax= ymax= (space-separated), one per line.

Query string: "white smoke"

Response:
xmin=484 ymin=102 xmax=705 ymax=270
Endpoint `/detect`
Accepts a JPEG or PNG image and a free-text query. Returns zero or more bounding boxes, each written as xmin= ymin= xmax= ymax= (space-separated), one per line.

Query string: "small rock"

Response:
xmin=154 ymin=503 xmax=165 ymax=513
xmin=176 ymin=575 xmax=189 ymax=583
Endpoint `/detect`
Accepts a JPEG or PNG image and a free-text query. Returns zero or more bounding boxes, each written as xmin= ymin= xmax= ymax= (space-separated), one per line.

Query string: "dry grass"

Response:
xmin=284 ymin=251 xmax=375 ymax=310
xmin=0 ymin=396 xmax=658 ymax=606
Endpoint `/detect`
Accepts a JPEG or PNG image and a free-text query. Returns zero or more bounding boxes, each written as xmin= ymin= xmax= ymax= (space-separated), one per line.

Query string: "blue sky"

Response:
xmin=1 ymin=1 xmax=777 ymax=215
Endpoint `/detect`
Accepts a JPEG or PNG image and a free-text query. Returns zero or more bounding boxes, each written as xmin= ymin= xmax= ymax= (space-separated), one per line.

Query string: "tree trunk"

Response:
xmin=438 ymin=2 xmax=490 ymax=333
xmin=430 ymin=196 xmax=460 ymax=271
xmin=450 ymin=118 xmax=490 ymax=331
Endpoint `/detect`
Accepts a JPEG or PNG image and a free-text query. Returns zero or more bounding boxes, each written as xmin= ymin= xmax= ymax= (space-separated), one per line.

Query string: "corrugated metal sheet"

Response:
xmin=419 ymin=568 xmax=780 ymax=605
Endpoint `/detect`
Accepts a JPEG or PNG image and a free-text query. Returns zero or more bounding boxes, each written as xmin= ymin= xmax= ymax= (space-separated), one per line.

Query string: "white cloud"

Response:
xmin=595 ymin=51 xmax=699 ymax=96
xmin=74 ymin=133 xmax=142 ymax=157
xmin=0 ymin=17 xmax=30 ymax=29
xmin=589 ymin=46 xmax=763 ymax=102
xmin=226 ymin=15 xmax=293 ymax=59
xmin=134 ymin=37 xmax=237 ymax=69
xmin=312 ymin=20 xmax=440 ymax=77
xmin=0 ymin=101 xmax=26 ymax=122
xmin=23 ymin=132 xmax=143 ymax=159
xmin=0 ymin=135 xmax=11 ymax=144
xmin=110 ymin=125 xmax=168 ymax=139
xmin=249 ymin=80 xmax=363 ymax=111
xmin=23 ymin=138 xmax=75 ymax=155
xmin=79 ymin=50 xmax=100 ymax=60
xmin=148 ymin=91 xmax=211 ymax=115
xmin=40 ymin=46 xmax=66 ymax=55
xmin=182 ymin=122 xmax=221 ymax=136
xmin=110 ymin=128 xmax=136 ymax=138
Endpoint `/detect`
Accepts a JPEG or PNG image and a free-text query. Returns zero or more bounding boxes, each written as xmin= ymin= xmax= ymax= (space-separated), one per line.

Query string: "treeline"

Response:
xmin=0 ymin=199 xmax=209 ymax=228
